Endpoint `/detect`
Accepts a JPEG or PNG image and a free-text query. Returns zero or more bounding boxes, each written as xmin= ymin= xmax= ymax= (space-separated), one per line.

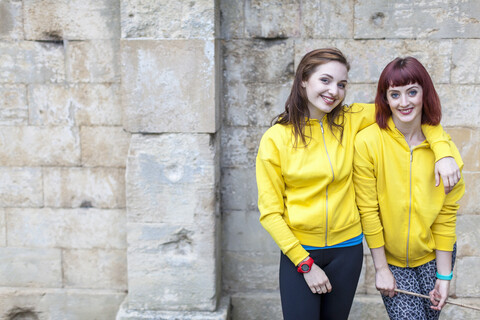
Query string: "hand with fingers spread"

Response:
xmin=303 ymin=263 xmax=332 ymax=294
xmin=429 ymin=279 xmax=450 ymax=311
xmin=435 ymin=156 xmax=461 ymax=194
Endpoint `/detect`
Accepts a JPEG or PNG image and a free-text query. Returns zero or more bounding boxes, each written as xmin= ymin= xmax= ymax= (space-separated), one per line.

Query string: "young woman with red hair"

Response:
xmin=353 ymin=57 xmax=465 ymax=319
xmin=256 ymin=49 xmax=461 ymax=320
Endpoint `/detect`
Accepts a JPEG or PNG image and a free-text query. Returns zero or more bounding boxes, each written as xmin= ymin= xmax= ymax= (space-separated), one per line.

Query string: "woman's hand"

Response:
xmin=303 ymin=263 xmax=332 ymax=294
xmin=429 ymin=279 xmax=450 ymax=311
xmin=375 ymin=266 xmax=396 ymax=298
xmin=435 ymin=157 xmax=461 ymax=194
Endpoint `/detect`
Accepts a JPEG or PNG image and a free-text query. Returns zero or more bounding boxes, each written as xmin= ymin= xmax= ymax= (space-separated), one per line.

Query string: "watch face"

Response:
xmin=301 ymin=264 xmax=310 ymax=272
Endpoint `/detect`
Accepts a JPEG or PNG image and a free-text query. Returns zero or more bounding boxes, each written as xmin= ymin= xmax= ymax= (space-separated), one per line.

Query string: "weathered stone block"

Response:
xmin=24 ymin=0 xmax=120 ymax=40
xmin=0 ymin=167 xmax=43 ymax=207
xmin=457 ymin=215 xmax=480 ymax=257
xmin=457 ymin=172 xmax=480 ymax=215
xmin=7 ymin=208 xmax=126 ymax=249
xmin=439 ymin=85 xmax=480 ymax=128
xmin=66 ymin=40 xmax=120 ymax=83
xmin=122 ymin=40 xmax=218 ymax=133
xmin=0 ymin=247 xmax=61 ymax=287
xmin=121 ymin=0 xmax=215 ymax=39
xmin=244 ymin=0 xmax=300 ymax=38
xmin=301 ymin=0 xmax=354 ymax=38
xmin=364 ymin=255 xmax=379 ymax=295
xmin=0 ymin=287 xmax=125 ymax=320
xmin=439 ymin=298 xmax=480 ymax=319
xmin=126 ymin=133 xmax=216 ymax=223
xmin=349 ymin=294 xmax=388 ymax=320
xmin=81 ymin=126 xmax=130 ymax=167
xmin=222 ymin=210 xmax=277 ymax=253
xmin=221 ymin=126 xmax=265 ymax=168
xmin=230 ymin=291 xmax=282 ymax=320
xmin=354 ymin=0 xmax=480 ymax=39
xmin=220 ymin=0 xmax=244 ymax=39
xmin=221 ymin=168 xmax=257 ymax=211
xmin=0 ymin=84 xmax=28 ymax=125
xmin=0 ymin=209 xmax=5 ymax=246
xmin=296 ymin=39 xmax=452 ymax=84
xmin=127 ymin=222 xmax=218 ymax=311
xmin=224 ymin=81 xmax=291 ymax=127
xmin=28 ymin=84 xmax=122 ymax=126
xmin=44 ymin=167 xmax=125 ymax=209
xmin=455 ymin=257 xmax=480 ymax=296
xmin=451 ymin=40 xmax=480 ymax=84
xmin=223 ymin=39 xmax=294 ymax=84
xmin=344 ymin=83 xmax=377 ymax=105
xmin=0 ymin=126 xmax=80 ymax=166
xmin=446 ymin=127 xmax=480 ymax=172
xmin=63 ymin=249 xmax=127 ymax=290
xmin=0 ymin=41 xmax=65 ymax=83
xmin=222 ymin=251 xmax=279 ymax=292
xmin=117 ymin=296 xmax=230 ymax=320
xmin=0 ymin=0 xmax=23 ymax=40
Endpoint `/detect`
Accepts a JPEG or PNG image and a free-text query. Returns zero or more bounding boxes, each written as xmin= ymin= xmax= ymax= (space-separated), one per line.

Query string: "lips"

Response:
xmin=321 ymin=95 xmax=335 ymax=105
xmin=398 ymin=108 xmax=413 ymax=115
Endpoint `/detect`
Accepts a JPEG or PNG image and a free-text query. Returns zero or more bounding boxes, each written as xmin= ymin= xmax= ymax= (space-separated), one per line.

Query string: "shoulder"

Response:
xmin=355 ymin=123 xmax=382 ymax=143
xmin=258 ymin=123 xmax=290 ymax=154
xmin=344 ymin=103 xmax=375 ymax=115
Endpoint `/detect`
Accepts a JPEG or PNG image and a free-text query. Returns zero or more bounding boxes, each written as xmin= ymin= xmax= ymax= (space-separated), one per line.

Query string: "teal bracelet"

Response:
xmin=436 ymin=270 xmax=453 ymax=280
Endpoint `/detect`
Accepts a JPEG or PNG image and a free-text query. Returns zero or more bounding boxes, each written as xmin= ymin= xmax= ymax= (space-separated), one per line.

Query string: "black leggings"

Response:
xmin=279 ymin=244 xmax=363 ymax=320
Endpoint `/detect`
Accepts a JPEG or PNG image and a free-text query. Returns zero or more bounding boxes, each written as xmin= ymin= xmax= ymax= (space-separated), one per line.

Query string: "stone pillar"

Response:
xmin=116 ymin=0 xmax=229 ymax=319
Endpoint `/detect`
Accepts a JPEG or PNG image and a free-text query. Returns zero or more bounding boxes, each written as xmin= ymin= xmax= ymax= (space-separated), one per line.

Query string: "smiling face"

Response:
xmin=301 ymin=61 xmax=348 ymax=121
xmin=386 ymin=82 xmax=423 ymax=127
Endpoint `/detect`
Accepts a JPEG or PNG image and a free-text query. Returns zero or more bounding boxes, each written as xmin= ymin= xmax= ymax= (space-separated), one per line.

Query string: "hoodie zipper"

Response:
xmin=406 ymin=148 xmax=413 ymax=267
xmin=320 ymin=121 xmax=335 ymax=246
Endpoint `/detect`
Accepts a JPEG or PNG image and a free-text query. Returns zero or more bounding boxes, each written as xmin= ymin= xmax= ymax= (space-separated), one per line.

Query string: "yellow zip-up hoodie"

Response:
xmin=256 ymin=103 xmax=454 ymax=266
xmin=353 ymin=118 xmax=465 ymax=268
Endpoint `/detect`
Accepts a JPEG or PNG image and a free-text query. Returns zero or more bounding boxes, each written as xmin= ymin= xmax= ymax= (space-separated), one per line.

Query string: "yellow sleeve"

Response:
xmin=256 ymin=129 xmax=309 ymax=266
xmin=431 ymin=142 xmax=465 ymax=251
xmin=353 ymin=129 xmax=385 ymax=249
xmin=351 ymin=102 xmax=454 ymax=162
xmin=349 ymin=103 xmax=376 ymax=132
xmin=421 ymin=124 xmax=455 ymax=162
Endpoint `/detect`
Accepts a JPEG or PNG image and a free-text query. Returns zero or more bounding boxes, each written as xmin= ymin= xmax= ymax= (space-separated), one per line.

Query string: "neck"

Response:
xmin=392 ymin=117 xmax=425 ymax=147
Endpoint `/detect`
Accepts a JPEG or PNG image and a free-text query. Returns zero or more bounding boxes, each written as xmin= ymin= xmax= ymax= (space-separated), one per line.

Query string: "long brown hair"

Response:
xmin=272 ymin=48 xmax=350 ymax=147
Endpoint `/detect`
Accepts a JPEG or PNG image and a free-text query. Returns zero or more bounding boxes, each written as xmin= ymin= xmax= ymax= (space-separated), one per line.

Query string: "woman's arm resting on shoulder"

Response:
xmin=422 ymin=124 xmax=460 ymax=194
xmin=435 ymin=157 xmax=461 ymax=194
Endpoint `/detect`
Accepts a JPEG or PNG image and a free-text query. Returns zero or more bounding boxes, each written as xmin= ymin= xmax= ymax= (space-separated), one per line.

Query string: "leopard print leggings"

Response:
xmin=382 ymin=245 xmax=456 ymax=320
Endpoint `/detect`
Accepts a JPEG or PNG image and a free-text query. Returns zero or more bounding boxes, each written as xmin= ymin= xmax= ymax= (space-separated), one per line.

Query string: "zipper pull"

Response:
xmin=410 ymin=149 xmax=413 ymax=162
xmin=320 ymin=121 xmax=324 ymax=134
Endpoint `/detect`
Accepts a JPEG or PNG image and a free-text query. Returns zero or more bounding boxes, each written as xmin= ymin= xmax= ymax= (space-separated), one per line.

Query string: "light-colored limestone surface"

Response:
xmin=0 ymin=0 xmax=478 ymax=319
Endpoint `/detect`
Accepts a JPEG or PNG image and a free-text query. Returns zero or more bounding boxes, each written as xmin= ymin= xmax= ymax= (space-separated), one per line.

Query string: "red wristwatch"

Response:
xmin=297 ymin=257 xmax=314 ymax=273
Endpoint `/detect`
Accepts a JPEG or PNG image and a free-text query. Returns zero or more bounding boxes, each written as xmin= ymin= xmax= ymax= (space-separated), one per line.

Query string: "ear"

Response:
xmin=301 ymin=81 xmax=306 ymax=88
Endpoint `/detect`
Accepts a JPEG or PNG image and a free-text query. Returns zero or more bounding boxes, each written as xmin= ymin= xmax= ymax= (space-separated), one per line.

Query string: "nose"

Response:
xmin=400 ymin=94 xmax=409 ymax=107
xmin=328 ymin=83 xmax=338 ymax=96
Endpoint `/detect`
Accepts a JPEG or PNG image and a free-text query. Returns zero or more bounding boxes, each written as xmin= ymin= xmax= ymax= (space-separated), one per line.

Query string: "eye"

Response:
xmin=338 ymin=83 xmax=346 ymax=89
xmin=320 ymin=78 xmax=329 ymax=84
xmin=390 ymin=92 xmax=399 ymax=99
xmin=408 ymin=89 xmax=418 ymax=97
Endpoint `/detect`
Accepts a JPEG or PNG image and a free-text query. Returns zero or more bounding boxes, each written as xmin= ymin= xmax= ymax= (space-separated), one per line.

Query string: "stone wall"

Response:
xmin=220 ymin=1 xmax=480 ymax=319
xmin=0 ymin=0 xmax=479 ymax=319
xmin=0 ymin=0 xmax=128 ymax=318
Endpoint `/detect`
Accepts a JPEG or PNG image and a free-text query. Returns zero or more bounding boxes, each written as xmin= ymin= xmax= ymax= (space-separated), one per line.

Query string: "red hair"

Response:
xmin=375 ymin=57 xmax=442 ymax=128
